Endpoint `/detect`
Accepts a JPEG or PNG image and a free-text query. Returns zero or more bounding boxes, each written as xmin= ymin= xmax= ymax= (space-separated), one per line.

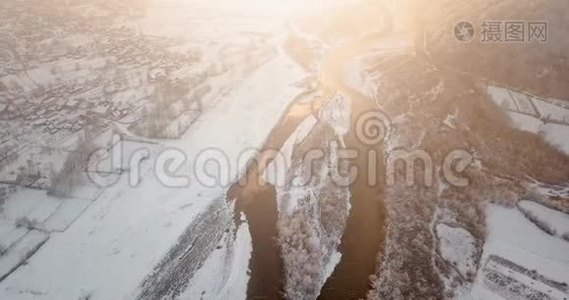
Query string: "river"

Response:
xmin=227 ymin=3 xmax=410 ymax=298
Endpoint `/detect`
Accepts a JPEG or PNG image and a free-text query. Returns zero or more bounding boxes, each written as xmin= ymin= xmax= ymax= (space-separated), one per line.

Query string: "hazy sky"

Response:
xmin=185 ymin=0 xmax=350 ymax=17
xmin=136 ymin=0 xmax=352 ymax=38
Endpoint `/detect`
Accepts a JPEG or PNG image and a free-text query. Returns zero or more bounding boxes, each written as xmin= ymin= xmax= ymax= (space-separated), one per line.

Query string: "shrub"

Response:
xmin=0 ymin=186 xmax=7 ymax=212
xmin=15 ymin=216 xmax=39 ymax=230
xmin=518 ymin=206 xmax=557 ymax=236
xmin=48 ymin=134 xmax=93 ymax=198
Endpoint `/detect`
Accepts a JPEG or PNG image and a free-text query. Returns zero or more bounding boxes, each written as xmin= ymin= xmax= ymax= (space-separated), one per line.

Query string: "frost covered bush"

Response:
xmin=278 ymin=204 xmax=325 ymax=298
xmin=492 ymin=190 xmax=519 ymax=208
xmin=276 ymin=124 xmax=350 ymax=299
xmin=0 ymin=187 xmax=7 ymax=212
xmin=278 ymin=180 xmax=350 ymax=299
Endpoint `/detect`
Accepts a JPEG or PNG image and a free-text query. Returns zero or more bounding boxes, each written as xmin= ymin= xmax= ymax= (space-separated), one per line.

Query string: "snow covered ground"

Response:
xmin=0 ymin=47 xmax=307 ymax=299
xmin=487 ymin=85 xmax=569 ymax=155
xmin=470 ymin=203 xmax=569 ymax=299
xmin=436 ymin=224 xmax=477 ymax=279
xmin=518 ymin=200 xmax=569 ymax=240
xmin=180 ymin=220 xmax=252 ymax=300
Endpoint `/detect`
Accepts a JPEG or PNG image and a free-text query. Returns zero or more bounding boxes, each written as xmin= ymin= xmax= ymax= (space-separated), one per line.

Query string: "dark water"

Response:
xmin=227 ymin=99 xmax=310 ymax=300
xmin=318 ymin=99 xmax=387 ymax=300
xmin=237 ymin=185 xmax=284 ymax=300
xmin=230 ymin=96 xmax=387 ymax=299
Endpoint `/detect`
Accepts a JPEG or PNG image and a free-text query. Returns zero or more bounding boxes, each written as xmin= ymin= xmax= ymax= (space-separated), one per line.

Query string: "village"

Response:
xmin=0 ymin=0 xmax=279 ymax=285
xmin=0 ymin=0 xmax=276 ymax=189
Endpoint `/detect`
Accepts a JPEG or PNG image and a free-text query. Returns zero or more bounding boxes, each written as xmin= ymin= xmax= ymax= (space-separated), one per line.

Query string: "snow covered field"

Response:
xmin=0 ymin=45 xmax=307 ymax=300
xmin=518 ymin=200 xmax=569 ymax=241
xmin=180 ymin=220 xmax=252 ymax=300
xmin=470 ymin=204 xmax=569 ymax=299
xmin=436 ymin=224 xmax=477 ymax=280
xmin=487 ymin=85 xmax=569 ymax=155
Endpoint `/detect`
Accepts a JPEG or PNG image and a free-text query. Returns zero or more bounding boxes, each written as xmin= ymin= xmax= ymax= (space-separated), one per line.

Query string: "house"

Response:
xmin=35 ymin=108 xmax=46 ymax=116
xmin=13 ymin=98 xmax=26 ymax=106
xmin=65 ymin=98 xmax=80 ymax=108
xmin=92 ymin=103 xmax=110 ymax=115
xmin=43 ymin=96 xmax=57 ymax=105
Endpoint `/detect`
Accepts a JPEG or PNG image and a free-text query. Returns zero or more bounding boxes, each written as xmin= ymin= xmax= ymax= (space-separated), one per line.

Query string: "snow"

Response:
xmin=265 ymin=93 xmax=351 ymax=213
xmin=0 ymin=50 xmax=307 ymax=299
xmin=487 ymin=86 xmax=514 ymax=110
xmin=507 ymin=112 xmax=541 ymax=133
xmin=0 ymin=221 xmax=28 ymax=251
xmin=482 ymin=257 xmax=568 ymax=300
xmin=469 ymin=204 xmax=569 ymax=299
xmin=0 ymin=183 xmax=101 ymax=235
xmin=0 ymin=146 xmax=70 ymax=189
xmin=509 ymin=91 xmax=536 ymax=116
xmin=443 ymin=114 xmax=457 ymax=129
xmin=344 ymin=58 xmax=377 ymax=100
xmin=264 ymin=115 xmax=317 ymax=194
xmin=487 ymin=85 xmax=569 ymax=155
xmin=0 ymin=74 xmax=37 ymax=94
xmin=436 ymin=224 xmax=476 ymax=277
xmin=0 ymin=230 xmax=49 ymax=281
xmin=322 ymin=251 xmax=342 ymax=284
xmin=24 ymin=197 xmax=61 ymax=225
xmin=180 ymin=222 xmax=252 ymax=300
xmin=0 ymin=186 xmax=89 ymax=229
xmin=42 ymin=198 xmax=93 ymax=232
xmin=518 ymin=200 xmax=569 ymax=239
xmin=540 ymin=123 xmax=569 ymax=155
xmin=318 ymin=93 xmax=352 ymax=147
xmin=533 ymin=97 xmax=569 ymax=123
